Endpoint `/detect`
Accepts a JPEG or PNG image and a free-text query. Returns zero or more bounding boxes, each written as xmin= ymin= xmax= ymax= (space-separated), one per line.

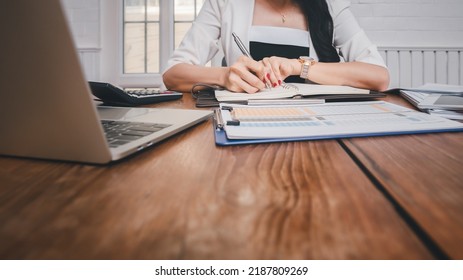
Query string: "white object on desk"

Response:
xmin=400 ymin=83 xmax=463 ymax=120
xmin=411 ymin=83 xmax=463 ymax=94
xmin=218 ymin=101 xmax=463 ymax=140
xmin=215 ymin=83 xmax=370 ymax=102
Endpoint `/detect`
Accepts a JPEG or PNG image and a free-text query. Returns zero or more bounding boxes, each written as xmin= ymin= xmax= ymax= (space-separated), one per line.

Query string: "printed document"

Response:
xmin=218 ymin=101 xmax=463 ymax=140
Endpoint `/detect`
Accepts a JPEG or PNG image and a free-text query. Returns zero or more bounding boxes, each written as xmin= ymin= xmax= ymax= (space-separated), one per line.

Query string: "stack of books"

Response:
xmin=398 ymin=83 xmax=463 ymax=120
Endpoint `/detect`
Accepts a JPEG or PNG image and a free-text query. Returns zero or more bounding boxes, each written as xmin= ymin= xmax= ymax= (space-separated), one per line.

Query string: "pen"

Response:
xmin=232 ymin=32 xmax=271 ymax=90
xmin=232 ymin=32 xmax=252 ymax=57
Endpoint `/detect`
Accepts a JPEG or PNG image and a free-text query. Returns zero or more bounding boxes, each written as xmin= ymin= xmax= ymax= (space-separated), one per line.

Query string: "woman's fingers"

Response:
xmin=225 ymin=55 xmax=300 ymax=93
xmin=227 ymin=56 xmax=268 ymax=93
xmin=227 ymin=70 xmax=260 ymax=93
xmin=262 ymin=56 xmax=297 ymax=85
xmin=262 ymin=57 xmax=281 ymax=87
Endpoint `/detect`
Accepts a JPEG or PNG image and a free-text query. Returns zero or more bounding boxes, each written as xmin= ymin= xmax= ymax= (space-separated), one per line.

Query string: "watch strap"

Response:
xmin=299 ymin=57 xmax=316 ymax=80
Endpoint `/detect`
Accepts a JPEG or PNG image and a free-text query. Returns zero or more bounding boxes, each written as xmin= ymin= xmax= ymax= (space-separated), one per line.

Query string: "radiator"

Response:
xmin=379 ymin=47 xmax=463 ymax=89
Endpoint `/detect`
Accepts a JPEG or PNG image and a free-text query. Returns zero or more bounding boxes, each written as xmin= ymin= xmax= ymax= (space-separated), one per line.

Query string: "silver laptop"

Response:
xmin=0 ymin=0 xmax=212 ymax=164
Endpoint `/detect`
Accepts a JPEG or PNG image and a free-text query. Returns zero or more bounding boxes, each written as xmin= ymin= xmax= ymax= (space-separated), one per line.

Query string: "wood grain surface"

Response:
xmin=1 ymin=93 xmax=456 ymax=260
xmin=342 ymin=93 xmax=463 ymax=259
xmin=343 ymin=128 xmax=463 ymax=259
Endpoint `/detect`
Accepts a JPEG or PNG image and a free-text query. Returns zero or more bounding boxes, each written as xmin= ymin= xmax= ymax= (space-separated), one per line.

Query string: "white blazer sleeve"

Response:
xmin=328 ymin=0 xmax=386 ymax=68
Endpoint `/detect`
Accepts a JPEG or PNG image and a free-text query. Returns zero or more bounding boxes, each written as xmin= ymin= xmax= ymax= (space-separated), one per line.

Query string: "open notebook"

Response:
xmin=194 ymin=83 xmax=385 ymax=107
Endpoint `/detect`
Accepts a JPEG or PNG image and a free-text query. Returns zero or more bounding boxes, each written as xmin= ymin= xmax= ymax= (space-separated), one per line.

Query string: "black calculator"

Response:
xmin=89 ymin=81 xmax=183 ymax=106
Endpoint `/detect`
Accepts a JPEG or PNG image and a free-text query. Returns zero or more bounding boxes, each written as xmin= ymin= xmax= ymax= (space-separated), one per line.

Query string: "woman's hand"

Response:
xmin=260 ymin=56 xmax=390 ymax=91
xmin=162 ymin=57 xmax=273 ymax=94
xmin=261 ymin=56 xmax=301 ymax=86
xmin=223 ymin=55 xmax=270 ymax=93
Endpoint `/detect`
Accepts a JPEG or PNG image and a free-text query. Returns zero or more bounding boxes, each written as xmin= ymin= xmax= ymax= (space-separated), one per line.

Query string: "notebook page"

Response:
xmin=215 ymin=83 xmax=370 ymax=102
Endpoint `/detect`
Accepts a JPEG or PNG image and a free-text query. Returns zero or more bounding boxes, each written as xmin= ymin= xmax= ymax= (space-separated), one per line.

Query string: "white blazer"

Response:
xmin=164 ymin=0 xmax=386 ymax=74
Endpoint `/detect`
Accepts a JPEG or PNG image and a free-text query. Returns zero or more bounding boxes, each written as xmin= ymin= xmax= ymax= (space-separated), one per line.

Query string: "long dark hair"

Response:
xmin=294 ymin=0 xmax=340 ymax=62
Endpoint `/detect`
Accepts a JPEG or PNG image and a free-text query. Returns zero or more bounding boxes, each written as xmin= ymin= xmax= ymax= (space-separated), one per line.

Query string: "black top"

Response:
xmin=250 ymin=41 xmax=310 ymax=83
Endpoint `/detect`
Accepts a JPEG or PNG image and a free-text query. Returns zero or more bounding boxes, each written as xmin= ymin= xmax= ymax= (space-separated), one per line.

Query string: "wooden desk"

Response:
xmin=0 ymin=94 xmax=462 ymax=259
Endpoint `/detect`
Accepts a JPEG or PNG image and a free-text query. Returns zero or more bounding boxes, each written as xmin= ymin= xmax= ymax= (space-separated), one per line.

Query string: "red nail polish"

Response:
xmin=273 ymin=83 xmax=277 ymax=87
xmin=266 ymin=73 xmax=270 ymax=79
xmin=278 ymin=80 xmax=282 ymax=85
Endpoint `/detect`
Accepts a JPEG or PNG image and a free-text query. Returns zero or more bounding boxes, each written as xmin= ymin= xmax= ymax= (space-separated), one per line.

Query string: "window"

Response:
xmin=123 ymin=0 xmax=161 ymax=74
xmin=173 ymin=0 xmax=205 ymax=48
xmin=100 ymin=0 xmax=204 ymax=87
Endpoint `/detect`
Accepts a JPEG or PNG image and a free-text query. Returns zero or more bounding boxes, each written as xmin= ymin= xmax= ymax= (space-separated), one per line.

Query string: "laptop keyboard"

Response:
xmin=101 ymin=120 xmax=171 ymax=148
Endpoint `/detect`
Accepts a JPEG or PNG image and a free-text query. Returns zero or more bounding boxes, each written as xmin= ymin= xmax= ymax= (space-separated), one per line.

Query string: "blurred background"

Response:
xmin=61 ymin=0 xmax=463 ymax=88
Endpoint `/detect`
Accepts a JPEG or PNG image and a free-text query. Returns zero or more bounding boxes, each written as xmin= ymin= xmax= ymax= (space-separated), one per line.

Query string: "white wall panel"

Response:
xmin=381 ymin=47 xmax=463 ymax=88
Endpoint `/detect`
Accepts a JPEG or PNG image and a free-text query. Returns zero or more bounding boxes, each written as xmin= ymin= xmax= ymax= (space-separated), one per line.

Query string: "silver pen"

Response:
xmin=232 ymin=32 xmax=271 ymax=90
xmin=232 ymin=32 xmax=252 ymax=57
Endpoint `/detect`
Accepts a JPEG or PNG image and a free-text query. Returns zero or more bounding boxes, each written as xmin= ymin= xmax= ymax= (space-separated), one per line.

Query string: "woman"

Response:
xmin=163 ymin=0 xmax=389 ymax=94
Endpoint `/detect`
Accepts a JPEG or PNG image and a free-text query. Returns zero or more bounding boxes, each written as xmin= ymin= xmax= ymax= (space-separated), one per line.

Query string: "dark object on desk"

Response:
xmin=89 ymin=81 xmax=182 ymax=106
xmin=191 ymin=83 xmax=229 ymax=107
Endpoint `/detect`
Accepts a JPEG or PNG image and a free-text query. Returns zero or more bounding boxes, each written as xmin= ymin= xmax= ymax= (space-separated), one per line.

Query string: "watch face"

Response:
xmin=299 ymin=56 xmax=314 ymax=65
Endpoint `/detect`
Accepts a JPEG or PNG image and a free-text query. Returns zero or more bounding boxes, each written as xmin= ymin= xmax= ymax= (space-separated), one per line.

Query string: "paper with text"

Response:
xmin=220 ymin=101 xmax=463 ymax=140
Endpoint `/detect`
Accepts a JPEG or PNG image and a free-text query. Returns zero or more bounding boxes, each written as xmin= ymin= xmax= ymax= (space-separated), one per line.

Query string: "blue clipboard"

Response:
xmin=213 ymin=122 xmax=463 ymax=146
xmin=212 ymin=102 xmax=463 ymax=146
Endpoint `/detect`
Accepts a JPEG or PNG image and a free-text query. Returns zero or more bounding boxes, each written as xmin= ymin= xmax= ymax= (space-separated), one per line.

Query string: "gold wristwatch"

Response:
xmin=298 ymin=56 xmax=316 ymax=80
